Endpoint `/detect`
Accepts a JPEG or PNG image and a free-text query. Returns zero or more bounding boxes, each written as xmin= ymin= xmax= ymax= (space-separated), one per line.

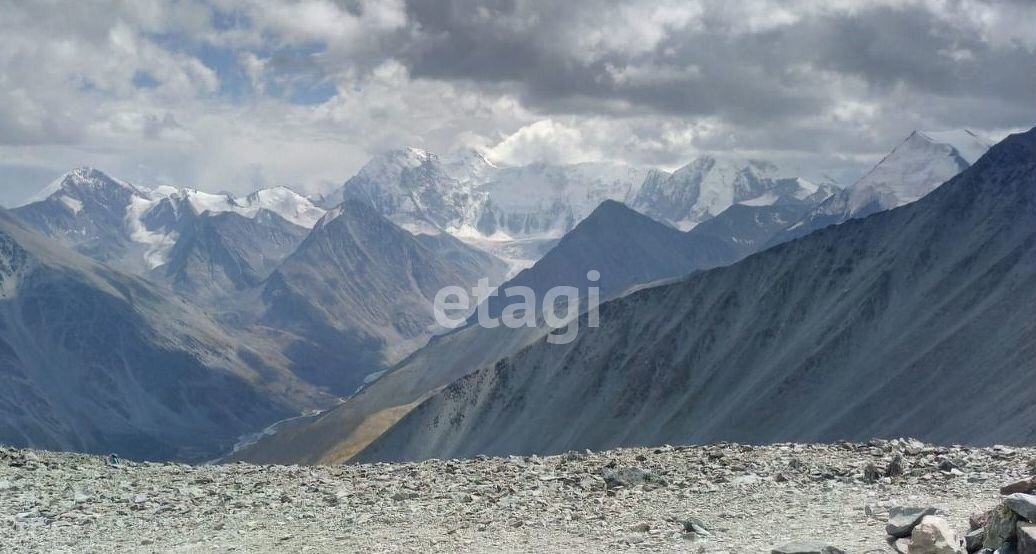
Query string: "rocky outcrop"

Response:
xmin=877 ymin=472 xmax=1036 ymax=554
xmin=973 ymin=476 xmax=1036 ymax=552
xmin=1006 ymin=494 xmax=1036 ymax=522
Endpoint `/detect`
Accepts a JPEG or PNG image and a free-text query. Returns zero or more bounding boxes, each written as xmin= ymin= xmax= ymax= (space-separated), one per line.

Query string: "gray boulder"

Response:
xmin=973 ymin=511 xmax=995 ymax=531
xmin=1006 ymin=494 xmax=1036 ymax=522
xmin=966 ymin=528 xmax=986 ymax=553
xmin=682 ymin=516 xmax=711 ymax=536
xmin=888 ymin=507 xmax=939 ymax=538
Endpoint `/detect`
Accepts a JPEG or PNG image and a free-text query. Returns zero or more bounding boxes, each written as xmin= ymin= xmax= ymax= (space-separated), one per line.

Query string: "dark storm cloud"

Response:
xmin=391 ymin=0 xmax=1034 ymax=128
xmin=804 ymin=4 xmax=1035 ymax=105
xmin=397 ymin=10 xmax=818 ymax=122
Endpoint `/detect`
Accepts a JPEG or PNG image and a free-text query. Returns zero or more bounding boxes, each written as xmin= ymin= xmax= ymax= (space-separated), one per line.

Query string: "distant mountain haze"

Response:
xmin=229 ymin=129 xmax=999 ymax=464
xmin=355 ymin=128 xmax=1035 ymax=463
xmin=769 ymin=130 xmax=991 ymax=246
xmin=2 ymin=128 xmax=999 ymax=462
xmin=0 ymin=209 xmax=331 ymax=461
xmin=251 ymin=199 xmax=508 ymax=392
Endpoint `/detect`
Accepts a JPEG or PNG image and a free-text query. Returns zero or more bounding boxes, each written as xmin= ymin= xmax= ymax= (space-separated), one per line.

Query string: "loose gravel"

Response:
xmin=1 ymin=440 xmax=1033 ymax=553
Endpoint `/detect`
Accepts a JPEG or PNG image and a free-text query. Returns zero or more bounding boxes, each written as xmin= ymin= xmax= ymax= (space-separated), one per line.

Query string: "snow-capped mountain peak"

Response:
xmin=326 ymin=147 xmax=482 ymax=235
xmin=443 ymin=148 xmax=500 ymax=184
xmin=25 ymin=169 xmax=325 ymax=229
xmin=848 ymin=128 xmax=991 ymax=207
xmin=15 ymin=169 xmax=328 ymax=273
xmin=770 ymin=128 xmax=993 ymax=245
xmin=356 ymin=147 xmax=438 ymax=183
xmin=242 ymin=186 xmax=327 ymax=228
xmin=631 ymin=155 xmax=812 ymax=230
xmin=916 ymin=129 xmax=990 ymax=165
xmin=134 ymin=185 xmax=326 ymax=229
xmin=322 ymin=146 xmax=835 ymax=271
xmin=26 ymin=167 xmax=145 ymax=206
xmin=172 ymin=188 xmax=242 ymax=216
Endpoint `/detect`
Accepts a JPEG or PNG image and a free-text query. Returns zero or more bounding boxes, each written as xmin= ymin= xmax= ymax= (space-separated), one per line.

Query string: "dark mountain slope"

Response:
xmin=236 ymin=198 xmax=827 ymax=465
xmin=254 ymin=199 xmax=506 ymax=392
xmin=357 ymin=128 xmax=1036 ymax=462
xmin=479 ymin=200 xmax=737 ymax=320
xmin=688 ymin=202 xmax=815 ymax=259
xmin=0 ymin=210 xmax=329 ymax=461
xmin=153 ymin=210 xmax=309 ymax=303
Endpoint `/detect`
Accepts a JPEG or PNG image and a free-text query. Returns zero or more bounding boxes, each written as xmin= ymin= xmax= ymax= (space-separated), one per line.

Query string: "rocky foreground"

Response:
xmin=1 ymin=440 xmax=1034 ymax=553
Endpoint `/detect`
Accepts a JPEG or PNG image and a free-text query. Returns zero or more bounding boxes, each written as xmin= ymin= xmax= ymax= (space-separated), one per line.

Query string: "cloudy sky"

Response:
xmin=0 ymin=0 xmax=1033 ymax=205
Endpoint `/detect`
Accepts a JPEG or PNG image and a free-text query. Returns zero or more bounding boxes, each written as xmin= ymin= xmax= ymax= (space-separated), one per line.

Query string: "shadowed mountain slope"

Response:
xmin=356 ymin=128 xmax=1036 ymax=462
xmin=253 ymin=199 xmax=507 ymax=393
xmin=0 ymin=210 xmax=330 ymax=461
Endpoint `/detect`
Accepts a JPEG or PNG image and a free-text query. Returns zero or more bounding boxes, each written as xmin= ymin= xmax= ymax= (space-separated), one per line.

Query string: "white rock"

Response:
xmin=908 ymin=515 xmax=961 ymax=554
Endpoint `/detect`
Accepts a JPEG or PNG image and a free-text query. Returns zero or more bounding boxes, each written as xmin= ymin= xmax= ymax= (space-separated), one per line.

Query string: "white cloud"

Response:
xmin=573 ymin=1 xmax=704 ymax=61
xmin=486 ymin=120 xmax=598 ymax=166
xmin=214 ymin=0 xmax=408 ymax=52
xmin=0 ymin=0 xmax=1031 ymax=206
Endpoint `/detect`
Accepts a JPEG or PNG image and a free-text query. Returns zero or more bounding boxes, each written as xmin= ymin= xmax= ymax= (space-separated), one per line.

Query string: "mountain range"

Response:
xmin=630 ymin=160 xmax=834 ymax=231
xmin=12 ymin=170 xmax=508 ymax=395
xmin=0 ymin=209 xmax=330 ymax=461
xmin=231 ymin=128 xmax=1007 ymax=465
xmin=0 ymin=127 xmax=1014 ymax=463
xmin=229 ymin=199 xmax=741 ymax=465
xmin=353 ymin=128 xmax=1036 ymax=462
xmin=320 ymin=148 xmax=838 ymax=270
xmin=14 ymin=170 xmax=327 ymax=275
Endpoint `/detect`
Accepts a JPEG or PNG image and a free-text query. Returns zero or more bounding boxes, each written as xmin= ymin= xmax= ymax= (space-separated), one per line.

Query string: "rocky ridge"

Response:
xmin=2 ymin=440 xmax=1033 ymax=553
